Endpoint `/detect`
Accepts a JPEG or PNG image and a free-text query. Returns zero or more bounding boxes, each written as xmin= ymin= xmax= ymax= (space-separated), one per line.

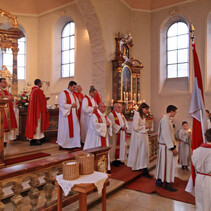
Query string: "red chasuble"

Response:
xmin=74 ymin=92 xmax=84 ymax=120
xmin=0 ymin=88 xmax=17 ymax=131
xmin=112 ymin=110 xmax=126 ymax=159
xmin=25 ymin=86 xmax=49 ymax=139
xmin=93 ymin=110 xmax=108 ymax=146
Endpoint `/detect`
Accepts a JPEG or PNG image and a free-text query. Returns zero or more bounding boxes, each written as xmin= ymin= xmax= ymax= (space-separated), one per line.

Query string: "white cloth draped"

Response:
xmin=178 ymin=128 xmax=190 ymax=166
xmin=56 ymin=171 xmax=108 ymax=196
xmin=84 ymin=109 xmax=112 ymax=170
xmin=155 ymin=115 xmax=176 ymax=183
xmin=192 ymin=146 xmax=211 ymax=211
xmin=127 ymin=111 xmax=149 ymax=170
xmin=108 ymin=111 xmax=128 ymax=161
xmin=80 ymin=95 xmax=97 ymax=143
xmin=56 ymin=89 xmax=81 ymax=148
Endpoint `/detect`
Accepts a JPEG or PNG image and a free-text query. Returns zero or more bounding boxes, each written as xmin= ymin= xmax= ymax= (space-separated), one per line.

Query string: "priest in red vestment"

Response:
xmin=74 ymin=85 xmax=84 ymax=120
xmin=0 ymin=78 xmax=18 ymax=147
xmin=25 ymin=79 xmax=49 ymax=145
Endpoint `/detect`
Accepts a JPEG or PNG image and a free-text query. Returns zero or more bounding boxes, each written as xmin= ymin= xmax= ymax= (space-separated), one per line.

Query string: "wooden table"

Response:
xmin=56 ymin=178 xmax=108 ymax=211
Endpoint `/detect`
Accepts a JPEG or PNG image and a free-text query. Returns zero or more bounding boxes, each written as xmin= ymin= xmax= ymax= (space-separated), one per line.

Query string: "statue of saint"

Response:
xmin=0 ymin=65 xmax=13 ymax=89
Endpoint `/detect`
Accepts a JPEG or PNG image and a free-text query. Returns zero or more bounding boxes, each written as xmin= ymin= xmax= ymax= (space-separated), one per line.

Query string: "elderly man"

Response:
xmin=25 ymin=79 xmax=49 ymax=145
xmin=108 ymin=103 xmax=128 ymax=166
xmin=155 ymin=105 xmax=178 ymax=192
xmin=57 ymin=81 xmax=81 ymax=149
xmin=84 ymin=102 xmax=112 ymax=171
xmin=80 ymin=86 xmax=98 ymax=143
xmin=0 ymin=78 xmax=17 ymax=147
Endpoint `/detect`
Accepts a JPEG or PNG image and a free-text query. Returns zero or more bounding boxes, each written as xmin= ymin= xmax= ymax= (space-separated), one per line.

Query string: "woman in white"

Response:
xmin=205 ymin=110 xmax=211 ymax=129
xmin=127 ymin=103 xmax=152 ymax=178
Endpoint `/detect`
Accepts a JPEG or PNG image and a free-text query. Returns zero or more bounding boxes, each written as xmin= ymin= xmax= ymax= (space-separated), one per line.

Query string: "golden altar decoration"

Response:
xmin=0 ymin=8 xmax=25 ymax=96
xmin=112 ymin=32 xmax=144 ymax=114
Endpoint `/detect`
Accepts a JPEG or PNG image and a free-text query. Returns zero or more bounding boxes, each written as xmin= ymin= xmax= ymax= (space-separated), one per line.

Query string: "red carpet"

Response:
xmin=125 ymin=176 xmax=195 ymax=205
xmin=5 ymin=153 xmax=51 ymax=165
xmin=110 ymin=165 xmax=141 ymax=183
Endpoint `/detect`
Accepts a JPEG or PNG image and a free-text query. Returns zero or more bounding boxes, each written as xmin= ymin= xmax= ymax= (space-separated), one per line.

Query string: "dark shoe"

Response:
xmin=107 ymin=170 xmax=111 ymax=174
xmin=4 ymin=142 xmax=7 ymax=147
xmin=30 ymin=140 xmax=41 ymax=146
xmin=118 ymin=160 xmax=125 ymax=165
xmin=143 ymin=168 xmax=153 ymax=178
xmin=156 ymin=179 xmax=163 ymax=187
xmin=164 ymin=183 xmax=177 ymax=192
xmin=40 ymin=137 xmax=50 ymax=144
xmin=182 ymin=166 xmax=185 ymax=169
xmin=111 ymin=160 xmax=120 ymax=167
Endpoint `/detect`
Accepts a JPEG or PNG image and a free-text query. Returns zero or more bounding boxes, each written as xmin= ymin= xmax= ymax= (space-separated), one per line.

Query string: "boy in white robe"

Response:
xmin=155 ymin=105 xmax=178 ymax=192
xmin=108 ymin=103 xmax=128 ymax=166
xmin=84 ymin=102 xmax=112 ymax=171
xmin=178 ymin=121 xmax=191 ymax=169
xmin=192 ymin=128 xmax=211 ymax=211
xmin=80 ymin=86 xmax=98 ymax=143
xmin=57 ymin=81 xmax=81 ymax=149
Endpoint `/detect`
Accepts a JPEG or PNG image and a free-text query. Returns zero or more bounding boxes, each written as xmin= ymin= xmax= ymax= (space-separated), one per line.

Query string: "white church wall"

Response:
xmin=151 ymin=0 xmax=211 ymax=132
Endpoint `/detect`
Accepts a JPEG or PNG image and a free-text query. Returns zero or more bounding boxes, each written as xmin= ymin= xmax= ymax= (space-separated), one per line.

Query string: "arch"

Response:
xmin=74 ymin=0 xmax=107 ymax=100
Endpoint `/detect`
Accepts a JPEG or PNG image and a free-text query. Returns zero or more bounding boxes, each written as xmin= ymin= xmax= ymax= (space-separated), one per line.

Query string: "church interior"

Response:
xmin=0 ymin=0 xmax=211 ymax=210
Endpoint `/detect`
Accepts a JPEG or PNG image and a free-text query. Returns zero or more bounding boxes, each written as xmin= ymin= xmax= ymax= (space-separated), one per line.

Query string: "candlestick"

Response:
xmin=55 ymin=95 xmax=58 ymax=104
xmin=111 ymin=99 xmax=114 ymax=107
xmin=138 ymin=94 xmax=140 ymax=102
xmin=134 ymin=93 xmax=136 ymax=102
xmin=132 ymin=100 xmax=134 ymax=106
xmin=123 ymin=92 xmax=125 ymax=102
xmin=126 ymin=92 xmax=128 ymax=101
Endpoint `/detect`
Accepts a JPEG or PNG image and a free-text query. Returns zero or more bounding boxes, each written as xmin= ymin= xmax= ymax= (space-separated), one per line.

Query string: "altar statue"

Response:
xmin=0 ymin=65 xmax=13 ymax=89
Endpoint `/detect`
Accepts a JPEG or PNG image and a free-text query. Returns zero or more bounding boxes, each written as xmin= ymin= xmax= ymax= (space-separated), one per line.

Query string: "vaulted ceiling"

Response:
xmin=0 ymin=0 xmax=199 ymax=15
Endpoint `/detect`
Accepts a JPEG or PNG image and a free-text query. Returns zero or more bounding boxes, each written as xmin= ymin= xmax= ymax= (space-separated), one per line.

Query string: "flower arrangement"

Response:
xmin=17 ymin=89 xmax=30 ymax=109
xmin=145 ymin=111 xmax=154 ymax=120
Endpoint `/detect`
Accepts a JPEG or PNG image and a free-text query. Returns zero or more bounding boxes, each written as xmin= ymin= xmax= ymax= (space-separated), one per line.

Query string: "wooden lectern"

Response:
xmin=0 ymin=99 xmax=10 ymax=168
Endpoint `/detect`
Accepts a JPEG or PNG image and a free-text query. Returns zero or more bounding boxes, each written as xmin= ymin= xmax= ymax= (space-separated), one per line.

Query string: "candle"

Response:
xmin=126 ymin=92 xmax=128 ymax=101
xmin=132 ymin=100 xmax=134 ymax=106
xmin=138 ymin=94 xmax=140 ymax=102
xmin=55 ymin=95 xmax=58 ymax=104
xmin=134 ymin=93 xmax=136 ymax=102
xmin=143 ymin=99 xmax=145 ymax=103
xmin=188 ymin=128 xmax=191 ymax=133
xmin=123 ymin=92 xmax=125 ymax=102
xmin=111 ymin=99 xmax=114 ymax=106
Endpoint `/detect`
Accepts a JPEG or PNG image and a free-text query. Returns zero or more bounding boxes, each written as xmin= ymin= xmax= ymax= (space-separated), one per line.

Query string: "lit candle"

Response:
xmin=188 ymin=128 xmax=192 ymax=133
xmin=134 ymin=93 xmax=136 ymax=102
xmin=138 ymin=94 xmax=140 ymax=102
xmin=111 ymin=99 xmax=114 ymax=106
xmin=143 ymin=99 xmax=145 ymax=103
xmin=123 ymin=92 xmax=125 ymax=102
xmin=55 ymin=95 xmax=58 ymax=104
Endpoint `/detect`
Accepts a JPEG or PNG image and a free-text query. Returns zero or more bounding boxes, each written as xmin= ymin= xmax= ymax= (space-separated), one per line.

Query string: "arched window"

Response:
xmin=2 ymin=36 xmax=26 ymax=80
xmin=167 ymin=22 xmax=189 ymax=78
xmin=61 ymin=22 xmax=75 ymax=78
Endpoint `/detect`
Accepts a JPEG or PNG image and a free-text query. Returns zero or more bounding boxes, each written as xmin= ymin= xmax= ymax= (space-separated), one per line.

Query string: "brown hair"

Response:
xmin=205 ymin=128 xmax=211 ymax=142
xmin=138 ymin=103 xmax=149 ymax=119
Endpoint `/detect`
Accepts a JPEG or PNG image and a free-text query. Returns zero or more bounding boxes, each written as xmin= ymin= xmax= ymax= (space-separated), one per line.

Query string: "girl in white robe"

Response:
xmin=192 ymin=128 xmax=211 ymax=211
xmin=205 ymin=110 xmax=211 ymax=129
xmin=178 ymin=121 xmax=191 ymax=169
xmin=127 ymin=103 xmax=152 ymax=178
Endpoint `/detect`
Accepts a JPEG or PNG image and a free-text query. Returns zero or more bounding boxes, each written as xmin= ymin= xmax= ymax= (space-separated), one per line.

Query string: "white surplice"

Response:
xmin=192 ymin=145 xmax=211 ymax=211
xmin=178 ymin=128 xmax=190 ymax=166
xmin=127 ymin=111 xmax=149 ymax=170
xmin=155 ymin=115 xmax=176 ymax=183
xmin=108 ymin=111 xmax=128 ymax=162
xmin=57 ymin=89 xmax=81 ymax=149
xmin=80 ymin=95 xmax=97 ymax=143
xmin=83 ymin=109 xmax=112 ymax=170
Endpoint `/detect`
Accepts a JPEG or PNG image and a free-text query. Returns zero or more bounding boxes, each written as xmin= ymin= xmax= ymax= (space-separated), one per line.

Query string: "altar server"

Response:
xmin=57 ymin=81 xmax=81 ymax=149
xmin=25 ymin=79 xmax=49 ymax=145
xmin=155 ymin=105 xmax=178 ymax=192
xmin=127 ymin=103 xmax=152 ymax=178
xmin=0 ymin=78 xmax=18 ymax=147
xmin=192 ymin=128 xmax=211 ymax=211
xmin=84 ymin=102 xmax=112 ymax=171
xmin=205 ymin=110 xmax=211 ymax=129
xmin=80 ymin=86 xmax=97 ymax=143
xmin=108 ymin=103 xmax=128 ymax=166
xmin=178 ymin=121 xmax=191 ymax=169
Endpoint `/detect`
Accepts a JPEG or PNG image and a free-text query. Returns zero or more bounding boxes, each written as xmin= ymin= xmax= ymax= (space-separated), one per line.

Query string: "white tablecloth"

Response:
xmin=56 ymin=171 xmax=108 ymax=196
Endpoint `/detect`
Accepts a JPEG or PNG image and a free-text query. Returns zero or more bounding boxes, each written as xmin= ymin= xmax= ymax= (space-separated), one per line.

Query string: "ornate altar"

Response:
xmin=0 ymin=9 xmax=25 ymax=96
xmin=112 ymin=32 xmax=144 ymax=114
